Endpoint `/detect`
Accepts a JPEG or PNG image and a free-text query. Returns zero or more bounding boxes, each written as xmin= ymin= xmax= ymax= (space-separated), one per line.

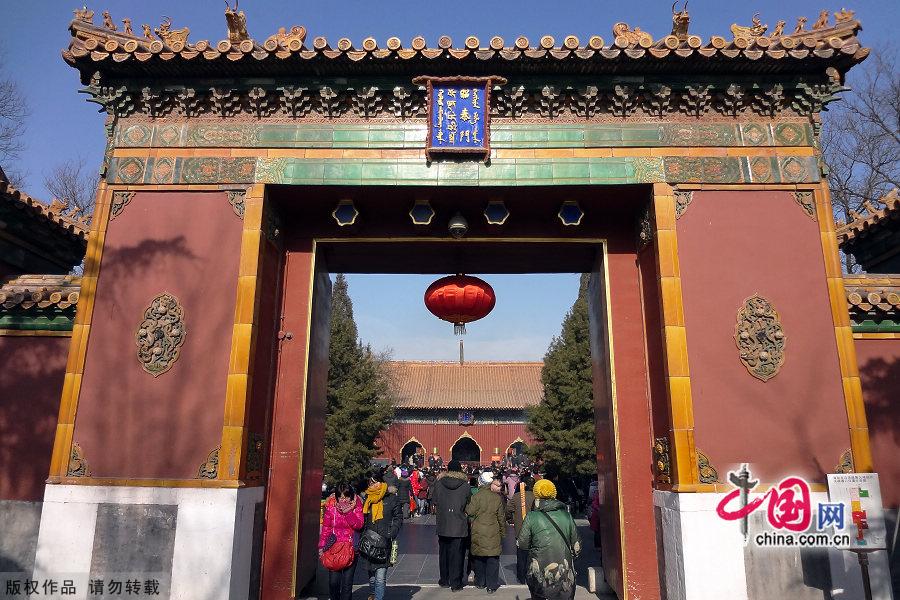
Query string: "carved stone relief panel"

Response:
xmin=735 ymin=295 xmax=786 ymax=382
xmin=136 ymin=293 xmax=187 ymax=377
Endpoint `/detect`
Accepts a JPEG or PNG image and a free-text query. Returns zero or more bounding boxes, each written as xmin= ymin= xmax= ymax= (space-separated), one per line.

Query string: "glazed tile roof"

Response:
xmin=388 ymin=361 xmax=543 ymax=410
xmin=0 ymin=172 xmax=89 ymax=274
xmin=0 ymin=175 xmax=89 ymax=240
xmin=844 ymin=275 xmax=900 ymax=324
xmin=63 ymin=8 xmax=868 ymax=81
xmin=0 ymin=274 xmax=81 ymax=311
xmin=836 ymin=189 xmax=900 ymax=245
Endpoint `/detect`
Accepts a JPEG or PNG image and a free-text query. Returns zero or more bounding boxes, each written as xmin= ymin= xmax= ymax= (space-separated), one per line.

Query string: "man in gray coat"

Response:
xmin=433 ymin=460 xmax=470 ymax=591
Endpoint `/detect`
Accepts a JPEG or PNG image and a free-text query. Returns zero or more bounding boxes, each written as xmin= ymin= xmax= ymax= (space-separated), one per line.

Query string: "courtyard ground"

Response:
xmin=301 ymin=514 xmax=615 ymax=600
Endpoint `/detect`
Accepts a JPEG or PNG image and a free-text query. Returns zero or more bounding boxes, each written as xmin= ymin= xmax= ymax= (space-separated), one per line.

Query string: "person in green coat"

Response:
xmin=517 ymin=479 xmax=582 ymax=600
xmin=465 ymin=471 xmax=506 ymax=593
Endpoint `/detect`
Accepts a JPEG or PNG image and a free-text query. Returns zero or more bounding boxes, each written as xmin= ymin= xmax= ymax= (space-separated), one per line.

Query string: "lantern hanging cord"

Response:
xmin=454 ymin=322 xmax=466 ymax=335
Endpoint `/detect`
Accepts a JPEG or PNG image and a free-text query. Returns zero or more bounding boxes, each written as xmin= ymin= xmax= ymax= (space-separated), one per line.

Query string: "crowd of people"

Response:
xmin=319 ymin=457 xmax=595 ymax=600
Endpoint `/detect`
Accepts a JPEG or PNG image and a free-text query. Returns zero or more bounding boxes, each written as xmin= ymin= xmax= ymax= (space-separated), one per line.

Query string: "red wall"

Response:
xmin=72 ymin=191 xmax=241 ymax=479
xmin=379 ymin=422 xmax=532 ymax=462
xmin=678 ymin=191 xmax=849 ymax=482
xmin=601 ymin=227 xmax=662 ymax=599
xmin=259 ymin=244 xmax=327 ymax=599
xmin=0 ymin=336 xmax=69 ymax=500
xmin=855 ymin=338 xmax=900 ymax=508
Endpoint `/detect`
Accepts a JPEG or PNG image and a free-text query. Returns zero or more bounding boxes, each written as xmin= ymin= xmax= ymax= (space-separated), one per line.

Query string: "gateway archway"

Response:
xmin=258 ymin=184 xmax=651 ymax=599
xmin=401 ymin=438 xmax=424 ymax=465
xmin=451 ymin=435 xmax=481 ymax=463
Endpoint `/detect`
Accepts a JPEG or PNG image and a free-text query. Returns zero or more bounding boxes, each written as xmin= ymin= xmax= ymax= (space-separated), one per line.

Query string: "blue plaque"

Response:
xmin=415 ymin=76 xmax=505 ymax=161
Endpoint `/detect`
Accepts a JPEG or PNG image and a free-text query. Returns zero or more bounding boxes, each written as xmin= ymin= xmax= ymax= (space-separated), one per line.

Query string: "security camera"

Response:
xmin=448 ymin=212 xmax=468 ymax=239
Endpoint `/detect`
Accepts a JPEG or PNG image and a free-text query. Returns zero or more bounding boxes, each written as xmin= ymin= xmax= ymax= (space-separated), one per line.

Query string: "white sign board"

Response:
xmin=827 ymin=473 xmax=887 ymax=550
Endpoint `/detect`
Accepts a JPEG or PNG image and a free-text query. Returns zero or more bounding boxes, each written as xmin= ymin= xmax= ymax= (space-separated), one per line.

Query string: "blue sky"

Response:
xmin=2 ymin=1 xmax=894 ymax=360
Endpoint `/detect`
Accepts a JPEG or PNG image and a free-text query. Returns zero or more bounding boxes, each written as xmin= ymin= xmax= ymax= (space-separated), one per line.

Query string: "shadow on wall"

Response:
xmin=857 ymin=354 xmax=900 ymax=598
xmin=0 ymin=338 xmax=68 ymax=501
xmin=77 ymin=234 xmax=235 ymax=480
xmin=859 ymin=356 xmax=900 ymax=445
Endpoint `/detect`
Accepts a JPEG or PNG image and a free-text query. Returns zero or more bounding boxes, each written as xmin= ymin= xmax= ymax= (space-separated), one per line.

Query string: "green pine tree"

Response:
xmin=324 ymin=274 xmax=395 ymax=486
xmin=526 ymin=273 xmax=596 ymax=479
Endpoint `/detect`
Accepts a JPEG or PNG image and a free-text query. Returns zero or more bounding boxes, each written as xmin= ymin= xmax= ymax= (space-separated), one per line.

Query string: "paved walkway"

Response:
xmin=301 ymin=514 xmax=614 ymax=600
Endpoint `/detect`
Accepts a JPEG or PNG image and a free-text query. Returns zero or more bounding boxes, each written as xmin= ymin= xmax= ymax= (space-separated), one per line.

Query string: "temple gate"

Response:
xmin=0 ymin=5 xmax=895 ymax=600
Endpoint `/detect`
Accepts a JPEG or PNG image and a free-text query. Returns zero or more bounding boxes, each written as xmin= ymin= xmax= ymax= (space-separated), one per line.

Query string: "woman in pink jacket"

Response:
xmin=410 ymin=469 xmax=422 ymax=517
xmin=319 ymin=483 xmax=365 ymax=600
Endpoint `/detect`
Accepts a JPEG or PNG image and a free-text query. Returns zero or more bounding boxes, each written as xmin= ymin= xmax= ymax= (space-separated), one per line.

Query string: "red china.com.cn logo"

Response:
xmin=715 ymin=464 xmax=856 ymax=548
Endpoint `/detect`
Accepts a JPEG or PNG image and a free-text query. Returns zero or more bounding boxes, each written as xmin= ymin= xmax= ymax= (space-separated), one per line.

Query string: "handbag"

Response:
xmin=358 ymin=527 xmax=389 ymax=563
xmin=321 ymin=507 xmax=355 ymax=571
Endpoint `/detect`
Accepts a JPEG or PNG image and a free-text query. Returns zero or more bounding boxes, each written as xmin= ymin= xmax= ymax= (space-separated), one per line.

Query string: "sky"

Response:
xmin=1 ymin=1 xmax=895 ymax=360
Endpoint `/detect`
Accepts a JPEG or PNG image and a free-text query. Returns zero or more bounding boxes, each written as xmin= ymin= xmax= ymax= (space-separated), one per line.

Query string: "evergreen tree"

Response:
xmin=324 ymin=274 xmax=394 ymax=486
xmin=526 ymin=273 xmax=596 ymax=479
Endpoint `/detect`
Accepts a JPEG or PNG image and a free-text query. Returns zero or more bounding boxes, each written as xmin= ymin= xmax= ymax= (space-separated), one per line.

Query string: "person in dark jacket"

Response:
xmin=466 ymin=471 xmax=506 ymax=593
xmin=433 ymin=460 xmax=470 ymax=591
xmin=384 ymin=464 xmax=399 ymax=489
xmin=361 ymin=468 xmax=403 ymax=600
xmin=506 ymin=475 xmax=535 ymax=583
xmin=397 ymin=468 xmax=413 ymax=519
xmin=425 ymin=470 xmax=437 ymax=514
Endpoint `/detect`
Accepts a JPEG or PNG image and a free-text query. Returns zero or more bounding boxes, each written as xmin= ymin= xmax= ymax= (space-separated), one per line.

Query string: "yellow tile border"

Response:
xmin=112 ymin=146 xmax=817 ymax=161
xmin=48 ymin=182 xmax=112 ymax=479
xmin=217 ymin=184 xmax=267 ymax=481
xmin=0 ymin=329 xmax=73 ymax=337
xmin=814 ymin=182 xmax=873 ymax=472
xmin=675 ymin=183 xmax=811 ymax=191
xmin=652 ymin=182 xmax=699 ymax=487
xmin=46 ymin=477 xmax=246 ymax=488
xmin=852 ymin=332 xmax=900 ymax=340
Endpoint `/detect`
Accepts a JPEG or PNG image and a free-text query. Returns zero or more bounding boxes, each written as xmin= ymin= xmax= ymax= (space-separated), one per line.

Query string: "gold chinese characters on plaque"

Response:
xmin=413 ymin=76 xmax=506 ymax=162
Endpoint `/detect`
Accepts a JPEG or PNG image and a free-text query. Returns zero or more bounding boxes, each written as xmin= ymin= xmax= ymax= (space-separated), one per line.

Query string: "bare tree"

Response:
xmin=822 ymin=46 xmax=900 ymax=271
xmin=0 ymin=67 xmax=27 ymax=163
xmin=43 ymin=157 xmax=100 ymax=218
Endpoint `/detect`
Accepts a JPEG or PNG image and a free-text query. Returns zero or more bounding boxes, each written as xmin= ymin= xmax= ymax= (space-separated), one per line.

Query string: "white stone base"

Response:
xmin=654 ymin=490 xmax=895 ymax=600
xmin=33 ymin=484 xmax=264 ymax=600
xmin=654 ymin=490 xmax=749 ymax=600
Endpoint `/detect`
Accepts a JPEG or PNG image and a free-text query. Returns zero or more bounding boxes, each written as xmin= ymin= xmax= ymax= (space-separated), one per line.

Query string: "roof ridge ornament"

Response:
xmin=731 ymin=13 xmax=768 ymax=39
xmin=101 ymin=10 xmax=116 ymax=31
xmin=266 ymin=25 xmax=308 ymax=51
xmin=835 ymin=8 xmax=855 ymax=23
xmin=155 ymin=16 xmax=190 ymax=46
xmin=671 ymin=2 xmax=690 ymax=42
xmin=62 ymin=9 xmax=867 ymax=80
xmin=74 ymin=7 xmax=94 ymax=24
xmin=225 ymin=0 xmax=250 ymax=44
xmin=612 ymin=22 xmax=653 ymax=48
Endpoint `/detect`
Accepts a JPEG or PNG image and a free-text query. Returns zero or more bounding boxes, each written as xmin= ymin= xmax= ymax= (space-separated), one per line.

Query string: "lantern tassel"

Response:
xmin=454 ymin=322 xmax=466 ymax=336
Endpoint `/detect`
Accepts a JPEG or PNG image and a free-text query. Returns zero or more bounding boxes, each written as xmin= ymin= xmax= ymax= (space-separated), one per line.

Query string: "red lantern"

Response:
xmin=424 ymin=274 xmax=496 ymax=335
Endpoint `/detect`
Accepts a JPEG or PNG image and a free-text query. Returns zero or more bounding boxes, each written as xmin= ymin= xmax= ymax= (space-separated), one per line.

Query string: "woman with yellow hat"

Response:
xmin=517 ymin=478 xmax=582 ymax=600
